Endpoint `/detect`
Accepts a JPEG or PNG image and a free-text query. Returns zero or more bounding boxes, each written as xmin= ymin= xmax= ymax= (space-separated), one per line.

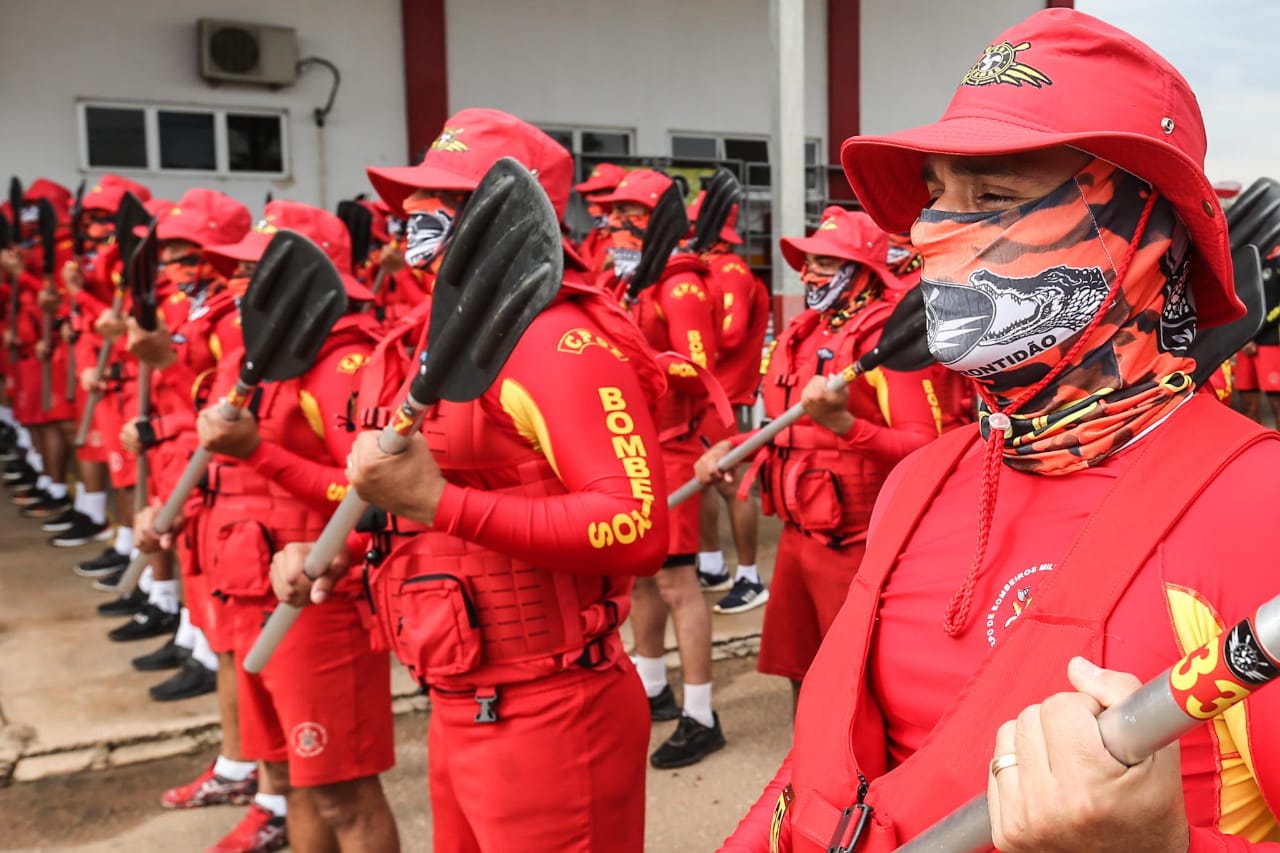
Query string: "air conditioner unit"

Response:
xmin=198 ymin=19 xmax=299 ymax=87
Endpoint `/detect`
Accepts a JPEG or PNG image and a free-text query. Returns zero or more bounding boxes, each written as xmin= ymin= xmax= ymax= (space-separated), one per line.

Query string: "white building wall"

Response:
xmin=859 ymin=0 xmax=1046 ymax=136
xmin=0 ymin=0 xmax=407 ymax=210
xmin=445 ymin=0 xmax=828 ymax=157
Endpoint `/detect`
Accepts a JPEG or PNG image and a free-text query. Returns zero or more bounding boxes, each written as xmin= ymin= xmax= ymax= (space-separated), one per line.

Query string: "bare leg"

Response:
xmin=715 ymin=475 xmax=759 ymax=568
xmin=698 ymin=490 xmax=720 ymax=553
xmin=1267 ymin=392 xmax=1280 ymax=430
xmin=260 ymin=759 xmax=338 ymax=853
xmin=790 ymin=679 xmax=802 ymax=717
xmin=1239 ymin=391 xmax=1261 ymax=423
xmin=79 ymin=459 xmax=108 ymax=493
xmin=115 ymin=485 xmax=135 ymax=528
xmin=41 ymin=422 xmax=71 ymax=483
xmin=630 ymin=575 xmax=668 ymax=659
xmin=217 ymin=651 xmax=243 ymax=760
xmin=307 ymin=776 xmax=401 ymax=853
xmin=655 ymin=562 xmax=712 ymax=685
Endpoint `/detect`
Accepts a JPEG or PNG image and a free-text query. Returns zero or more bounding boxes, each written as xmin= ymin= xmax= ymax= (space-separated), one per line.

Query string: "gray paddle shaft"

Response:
xmin=74 ymin=291 xmax=125 ymax=447
xmin=114 ymin=389 xmax=249 ymax=595
xmin=667 ymin=367 xmax=858 ymax=507
xmin=243 ymin=396 xmax=425 ymax=673
xmin=133 ymin=363 xmax=152 ymax=515
xmin=896 ymin=595 xmax=1280 ymax=853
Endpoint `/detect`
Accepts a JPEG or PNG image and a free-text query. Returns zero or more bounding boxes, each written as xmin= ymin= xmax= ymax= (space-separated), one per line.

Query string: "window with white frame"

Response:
xmin=78 ymin=101 xmax=289 ymax=177
xmin=669 ymin=134 xmax=824 ymax=192
xmin=537 ymin=125 xmax=633 ymax=178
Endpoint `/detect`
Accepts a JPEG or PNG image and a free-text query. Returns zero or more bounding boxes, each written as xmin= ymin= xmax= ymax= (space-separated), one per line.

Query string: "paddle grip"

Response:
xmin=668 ymin=366 xmax=858 ymax=508
xmin=74 ymin=291 xmax=124 ymax=447
xmin=133 ymin=363 xmax=152 ymax=515
xmin=244 ymin=394 xmax=428 ymax=673
xmin=896 ymin=595 xmax=1280 ymax=853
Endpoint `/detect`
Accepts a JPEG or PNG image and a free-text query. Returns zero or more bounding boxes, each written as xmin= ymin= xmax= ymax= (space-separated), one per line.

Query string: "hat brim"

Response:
xmin=148 ymin=220 xmax=209 ymax=247
xmin=840 ymin=115 xmax=1242 ymax=327
xmin=574 ymin=176 xmax=619 ymax=195
xmin=366 ymin=164 xmax=478 ymax=216
xmin=591 ymin=187 xmax=653 ymax=207
xmin=779 ymin=233 xmax=903 ymax=291
xmin=720 ymin=226 xmax=743 ymax=245
xmin=204 ymin=233 xmax=375 ymax=301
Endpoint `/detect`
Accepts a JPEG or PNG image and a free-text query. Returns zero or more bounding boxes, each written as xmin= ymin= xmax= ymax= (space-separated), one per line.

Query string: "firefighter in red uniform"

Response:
xmin=574 ymin=161 xmax=627 ymax=274
xmin=595 ymin=168 xmax=732 ymax=767
xmin=698 ymin=207 xmax=958 ymax=707
xmin=686 ymin=192 xmax=772 ymax=613
xmin=155 ymin=201 xmax=397 ymax=853
xmin=269 ymin=108 xmax=669 ymax=853
xmin=721 ymin=10 xmax=1280 ymax=852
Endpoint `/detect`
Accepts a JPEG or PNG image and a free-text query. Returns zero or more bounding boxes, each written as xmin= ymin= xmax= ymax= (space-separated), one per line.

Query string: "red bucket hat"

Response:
xmin=83 ymin=175 xmax=152 ymax=213
xmin=688 ymin=190 xmax=743 ymax=245
xmin=592 ymin=169 xmax=672 ymax=209
xmin=203 ymin=200 xmax=375 ymax=301
xmin=24 ymin=178 xmax=73 ymax=226
xmin=839 ymin=7 xmax=1241 ymax=327
xmin=780 ymin=207 xmax=902 ymax=289
xmin=367 ymin=108 xmax=574 ymax=219
xmin=150 ymin=189 xmax=251 ymax=248
xmin=574 ymin=162 xmax=627 ymax=195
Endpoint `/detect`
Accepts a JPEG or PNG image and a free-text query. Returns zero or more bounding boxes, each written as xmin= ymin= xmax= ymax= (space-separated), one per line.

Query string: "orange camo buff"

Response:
xmin=914 ymin=159 xmax=1200 ymax=634
xmin=606 ymin=210 xmax=649 ymax=278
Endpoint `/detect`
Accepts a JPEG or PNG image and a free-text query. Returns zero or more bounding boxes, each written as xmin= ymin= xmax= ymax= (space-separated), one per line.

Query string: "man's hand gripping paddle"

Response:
xmin=74 ymin=191 xmax=150 ymax=447
xmin=6 ymin=177 xmax=22 ymax=363
xmin=688 ymin=168 xmax=742 ymax=254
xmin=37 ymin=197 xmax=57 ymax=412
xmin=114 ymin=230 xmax=348 ymax=595
xmin=668 ymin=286 xmax=935 ymax=506
xmin=894 ymin=251 xmax=1270 ymax=853
xmin=128 ymin=224 xmax=159 ymax=514
xmin=243 ymin=157 xmax=563 ymax=673
xmin=623 ymin=181 xmax=689 ymax=306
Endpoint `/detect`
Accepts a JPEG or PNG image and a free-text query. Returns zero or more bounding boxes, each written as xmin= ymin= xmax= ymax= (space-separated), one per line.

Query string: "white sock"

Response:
xmin=73 ymin=482 xmax=86 ymax=512
xmin=139 ymin=565 xmax=154 ymax=594
xmin=0 ymin=405 xmax=13 ymax=425
xmin=254 ymin=792 xmax=287 ymax=818
xmin=214 ymin=755 xmax=256 ymax=781
xmin=683 ymin=682 xmax=715 ymax=728
xmin=175 ymin=608 xmax=196 ymax=649
xmin=114 ymin=527 xmax=134 ymax=556
xmin=29 ymin=451 xmax=44 ymax=472
xmin=81 ymin=491 xmax=107 ymax=525
xmin=698 ymin=550 xmax=725 ymax=576
xmin=37 ymin=474 xmax=52 ymax=492
xmin=22 ymin=437 xmax=37 ymax=457
xmin=191 ymin=629 xmax=218 ymax=671
xmin=47 ymin=481 xmax=68 ymax=500
xmin=735 ymin=563 xmax=761 ymax=585
xmin=149 ymin=579 xmax=179 ymax=615
xmin=634 ymin=655 xmax=668 ymax=698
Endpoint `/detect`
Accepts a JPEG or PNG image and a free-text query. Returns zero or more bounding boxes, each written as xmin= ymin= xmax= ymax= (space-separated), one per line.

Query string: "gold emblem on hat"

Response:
xmin=431 ymin=127 xmax=468 ymax=152
xmin=818 ymin=218 xmax=839 ymax=231
xmin=961 ymin=41 xmax=1052 ymax=89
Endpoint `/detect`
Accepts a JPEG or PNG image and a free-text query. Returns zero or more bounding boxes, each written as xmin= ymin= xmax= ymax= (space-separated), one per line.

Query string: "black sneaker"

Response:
xmin=92 ymin=568 xmax=126 ymax=592
xmin=75 ymin=547 xmax=129 ymax=578
xmin=19 ymin=494 xmax=71 ymax=518
xmin=648 ymin=685 xmax=681 ymax=722
xmin=149 ymin=659 xmax=216 ymax=701
xmin=698 ymin=569 xmax=733 ymax=592
xmin=12 ymin=487 xmax=52 ymax=508
xmin=2 ymin=458 xmax=35 ymax=483
xmin=108 ymin=603 xmax=179 ymax=642
xmin=133 ymin=637 xmax=191 ymax=672
xmin=41 ymin=507 xmax=84 ymax=532
xmin=713 ymin=578 xmax=770 ymax=614
xmin=49 ymin=514 xmax=112 ymax=547
xmin=98 ymin=587 xmax=147 ymax=617
xmin=650 ymin=713 xmax=726 ymax=769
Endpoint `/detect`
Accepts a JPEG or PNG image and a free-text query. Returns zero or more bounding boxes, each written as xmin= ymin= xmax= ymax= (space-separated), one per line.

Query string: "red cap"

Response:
xmin=150 ymin=189 xmax=251 ymax=248
xmin=82 ymin=175 xmax=152 ymax=213
xmin=24 ymin=178 xmax=73 ymax=225
xmin=574 ymin=162 xmax=627 ymax=195
xmin=367 ymin=108 xmax=574 ymax=219
xmin=687 ymin=190 xmax=743 ymax=245
xmin=203 ymin=200 xmax=375 ymax=301
xmin=592 ymin=169 xmax=672 ymax=209
xmin=780 ymin=207 xmax=902 ymax=288
xmin=144 ymin=198 xmax=175 ymax=218
xmin=839 ymin=7 xmax=1241 ymax=327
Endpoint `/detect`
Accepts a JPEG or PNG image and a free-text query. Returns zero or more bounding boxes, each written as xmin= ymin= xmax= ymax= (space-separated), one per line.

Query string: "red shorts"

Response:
xmin=757 ymin=526 xmax=865 ymax=681
xmin=427 ymin=662 xmax=647 ymax=853
xmin=12 ymin=354 xmax=76 ymax=424
xmin=661 ymin=437 xmax=702 ymax=558
xmin=232 ymin=599 xmax=395 ymax=787
xmin=1235 ymin=347 xmax=1280 ymax=392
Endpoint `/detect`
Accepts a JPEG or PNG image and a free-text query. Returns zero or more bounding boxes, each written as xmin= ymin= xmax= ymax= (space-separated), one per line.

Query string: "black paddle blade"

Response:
xmin=0 ymin=211 xmax=9 ymax=250
xmin=627 ymin=182 xmax=690 ymax=298
xmin=420 ymin=157 xmax=562 ymax=405
xmin=71 ymin=179 xmax=86 ymax=258
xmin=37 ymin=198 xmax=57 ymax=276
xmin=1190 ymin=245 xmax=1264 ymax=388
xmin=239 ymin=230 xmax=348 ymax=385
xmin=690 ymin=168 xmax=742 ymax=253
xmin=129 ymin=223 xmax=160 ymax=332
xmin=7 ymin=177 xmax=22 ymax=249
xmin=859 ymin=285 xmax=936 ymax=373
xmin=1226 ymin=178 xmax=1280 ymax=252
xmin=114 ymin=191 xmax=150 ymax=269
xmin=336 ymin=199 xmax=373 ymax=272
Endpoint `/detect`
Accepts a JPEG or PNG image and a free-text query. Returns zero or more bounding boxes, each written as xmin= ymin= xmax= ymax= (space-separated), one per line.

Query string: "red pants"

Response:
xmin=231 ymin=599 xmax=395 ymax=788
xmin=428 ymin=662 xmax=647 ymax=853
xmin=758 ymin=526 xmax=866 ymax=681
xmin=12 ymin=353 xmax=75 ymax=424
xmin=662 ymin=436 xmax=702 ymax=557
xmin=1234 ymin=346 xmax=1280 ymax=392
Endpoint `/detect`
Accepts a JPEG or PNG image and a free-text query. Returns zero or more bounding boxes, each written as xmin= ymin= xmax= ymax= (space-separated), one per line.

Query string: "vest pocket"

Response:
xmin=208 ymin=520 xmax=275 ymax=598
xmin=783 ymin=467 xmax=844 ymax=534
xmin=389 ymin=573 xmax=481 ymax=684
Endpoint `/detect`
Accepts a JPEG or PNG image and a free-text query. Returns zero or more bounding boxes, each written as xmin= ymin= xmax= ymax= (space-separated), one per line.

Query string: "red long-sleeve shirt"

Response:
xmin=705 ymin=250 xmax=770 ymax=405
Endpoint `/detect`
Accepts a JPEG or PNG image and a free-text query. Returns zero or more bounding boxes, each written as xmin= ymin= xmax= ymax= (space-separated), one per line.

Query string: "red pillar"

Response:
xmin=826 ymin=0 xmax=861 ymax=202
xmin=401 ymin=0 xmax=449 ymax=164
xmin=1045 ymin=0 xmax=1075 ymax=7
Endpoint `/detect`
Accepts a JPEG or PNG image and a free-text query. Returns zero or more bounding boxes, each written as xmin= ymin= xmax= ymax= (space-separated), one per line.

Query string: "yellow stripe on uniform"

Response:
xmin=863 ymin=367 xmax=892 ymax=426
xmin=298 ymin=389 xmax=325 ymax=439
xmin=499 ymin=377 xmax=560 ymax=479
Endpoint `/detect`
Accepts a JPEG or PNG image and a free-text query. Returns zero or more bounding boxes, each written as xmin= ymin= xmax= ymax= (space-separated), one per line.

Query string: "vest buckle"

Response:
xmin=826 ymin=802 xmax=872 ymax=853
xmin=473 ymin=688 xmax=500 ymax=724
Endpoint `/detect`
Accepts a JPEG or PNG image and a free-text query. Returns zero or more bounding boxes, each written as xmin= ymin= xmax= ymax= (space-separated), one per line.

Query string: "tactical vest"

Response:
xmin=771 ymin=395 xmax=1274 ymax=853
